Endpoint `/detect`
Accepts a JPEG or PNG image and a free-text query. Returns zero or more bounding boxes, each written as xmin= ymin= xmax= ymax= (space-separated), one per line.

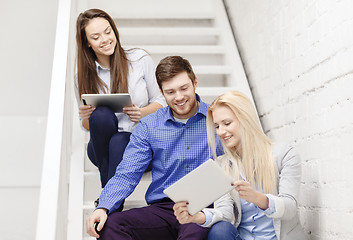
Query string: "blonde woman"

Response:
xmin=173 ymin=91 xmax=306 ymax=240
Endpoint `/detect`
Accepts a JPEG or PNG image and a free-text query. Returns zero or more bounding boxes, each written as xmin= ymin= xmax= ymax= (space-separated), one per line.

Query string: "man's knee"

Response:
xmin=99 ymin=211 xmax=131 ymax=236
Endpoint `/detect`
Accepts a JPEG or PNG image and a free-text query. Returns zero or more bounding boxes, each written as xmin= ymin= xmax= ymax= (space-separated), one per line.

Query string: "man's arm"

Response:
xmin=98 ymin=121 xmax=153 ymax=212
xmin=86 ymin=121 xmax=153 ymax=236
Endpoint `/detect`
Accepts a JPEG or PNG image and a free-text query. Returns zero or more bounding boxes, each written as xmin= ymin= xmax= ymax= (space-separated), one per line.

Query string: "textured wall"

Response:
xmin=225 ymin=0 xmax=353 ymax=239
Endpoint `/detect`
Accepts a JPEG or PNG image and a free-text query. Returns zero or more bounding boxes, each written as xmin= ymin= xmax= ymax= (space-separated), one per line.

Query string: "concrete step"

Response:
xmin=88 ymin=0 xmax=215 ymax=20
xmin=119 ymin=27 xmax=219 ymax=36
xmin=83 ymin=170 xmax=152 ymax=203
xmin=82 ymin=171 xmax=151 ymax=239
xmin=150 ymin=53 xmax=225 ymax=67
xmin=115 ymin=18 xmax=214 ymax=28
xmin=119 ymin=27 xmax=219 ymax=45
xmin=194 ymin=65 xmax=232 ymax=75
xmin=124 ymin=45 xmax=226 ymax=54
xmin=197 ymin=86 xmax=235 ymax=96
xmin=197 ymin=86 xmax=235 ymax=104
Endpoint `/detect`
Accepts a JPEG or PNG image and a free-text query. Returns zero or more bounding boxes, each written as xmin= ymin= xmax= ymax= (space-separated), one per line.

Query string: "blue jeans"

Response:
xmin=87 ymin=106 xmax=131 ymax=188
xmin=208 ymin=221 xmax=242 ymax=240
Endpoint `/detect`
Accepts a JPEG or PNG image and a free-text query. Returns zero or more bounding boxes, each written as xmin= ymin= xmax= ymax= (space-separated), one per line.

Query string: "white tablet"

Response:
xmin=163 ymin=159 xmax=234 ymax=215
xmin=81 ymin=93 xmax=132 ymax=112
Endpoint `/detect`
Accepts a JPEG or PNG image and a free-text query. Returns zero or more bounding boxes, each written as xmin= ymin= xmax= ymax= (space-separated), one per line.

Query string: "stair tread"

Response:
xmin=119 ymin=27 xmax=219 ymax=35
xmin=197 ymin=86 xmax=235 ymax=95
xmin=124 ymin=45 xmax=226 ymax=54
xmin=111 ymin=12 xmax=215 ymax=20
xmin=194 ymin=65 xmax=232 ymax=74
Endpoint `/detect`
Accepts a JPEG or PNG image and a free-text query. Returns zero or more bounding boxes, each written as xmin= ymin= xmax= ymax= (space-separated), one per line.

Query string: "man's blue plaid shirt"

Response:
xmin=98 ymin=96 xmax=212 ymax=213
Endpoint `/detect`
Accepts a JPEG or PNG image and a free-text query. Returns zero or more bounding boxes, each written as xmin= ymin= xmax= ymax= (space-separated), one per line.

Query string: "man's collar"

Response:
xmin=165 ymin=93 xmax=208 ymax=122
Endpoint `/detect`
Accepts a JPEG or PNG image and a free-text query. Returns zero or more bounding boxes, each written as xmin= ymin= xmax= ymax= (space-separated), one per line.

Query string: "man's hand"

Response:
xmin=173 ymin=201 xmax=206 ymax=225
xmin=86 ymin=208 xmax=108 ymax=238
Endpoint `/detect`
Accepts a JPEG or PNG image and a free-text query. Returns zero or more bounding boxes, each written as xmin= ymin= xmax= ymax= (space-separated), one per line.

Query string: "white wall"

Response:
xmin=0 ymin=0 xmax=58 ymax=239
xmin=225 ymin=0 xmax=353 ymax=239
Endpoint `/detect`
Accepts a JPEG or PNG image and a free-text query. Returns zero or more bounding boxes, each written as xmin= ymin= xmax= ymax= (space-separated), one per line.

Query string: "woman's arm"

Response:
xmin=123 ymin=102 xmax=163 ymax=123
xmin=201 ymin=192 xmax=237 ymax=228
xmin=233 ymin=144 xmax=301 ymax=220
xmin=79 ymin=104 xmax=95 ymax=130
xmin=264 ymin=144 xmax=302 ymax=220
xmin=233 ymin=180 xmax=269 ymax=210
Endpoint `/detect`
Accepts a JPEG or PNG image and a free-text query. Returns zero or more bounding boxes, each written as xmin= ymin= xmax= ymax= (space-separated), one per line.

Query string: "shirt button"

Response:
xmin=186 ymin=165 xmax=189 ymax=168
xmin=186 ymin=126 xmax=189 ymax=129
xmin=187 ymin=146 xmax=190 ymax=150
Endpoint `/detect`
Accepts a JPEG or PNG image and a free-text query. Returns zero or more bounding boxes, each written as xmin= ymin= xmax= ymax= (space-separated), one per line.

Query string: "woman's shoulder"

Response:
xmin=214 ymin=154 xmax=231 ymax=167
xmin=273 ymin=142 xmax=292 ymax=153
xmin=125 ymin=48 xmax=150 ymax=62
xmin=272 ymin=142 xmax=300 ymax=166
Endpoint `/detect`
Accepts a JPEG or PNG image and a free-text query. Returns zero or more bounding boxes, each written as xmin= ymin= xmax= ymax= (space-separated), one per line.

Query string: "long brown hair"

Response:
xmin=76 ymin=9 xmax=129 ymax=98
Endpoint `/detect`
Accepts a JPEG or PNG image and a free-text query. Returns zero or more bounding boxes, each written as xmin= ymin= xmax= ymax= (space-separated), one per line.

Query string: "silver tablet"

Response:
xmin=163 ymin=159 xmax=234 ymax=215
xmin=81 ymin=93 xmax=132 ymax=112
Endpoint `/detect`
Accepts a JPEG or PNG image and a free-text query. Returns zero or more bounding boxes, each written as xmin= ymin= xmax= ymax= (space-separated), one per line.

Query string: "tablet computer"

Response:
xmin=163 ymin=159 xmax=234 ymax=215
xmin=81 ymin=93 xmax=132 ymax=112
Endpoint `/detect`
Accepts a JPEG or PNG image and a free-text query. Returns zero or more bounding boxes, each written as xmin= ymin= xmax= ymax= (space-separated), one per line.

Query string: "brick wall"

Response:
xmin=225 ymin=0 xmax=353 ymax=239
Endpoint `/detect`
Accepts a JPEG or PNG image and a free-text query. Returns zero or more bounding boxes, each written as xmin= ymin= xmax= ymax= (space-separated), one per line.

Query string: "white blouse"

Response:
xmin=75 ymin=48 xmax=166 ymax=132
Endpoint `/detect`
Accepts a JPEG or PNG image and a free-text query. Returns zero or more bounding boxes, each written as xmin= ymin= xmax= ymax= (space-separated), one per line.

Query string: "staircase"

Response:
xmin=67 ymin=0 xmax=251 ymax=239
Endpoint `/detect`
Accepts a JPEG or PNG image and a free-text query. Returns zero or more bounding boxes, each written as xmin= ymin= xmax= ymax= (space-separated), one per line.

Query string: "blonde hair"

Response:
xmin=207 ymin=91 xmax=277 ymax=194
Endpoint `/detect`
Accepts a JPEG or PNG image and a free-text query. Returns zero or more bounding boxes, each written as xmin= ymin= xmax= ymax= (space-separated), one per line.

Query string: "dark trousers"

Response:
xmin=99 ymin=201 xmax=209 ymax=240
xmin=87 ymin=106 xmax=131 ymax=188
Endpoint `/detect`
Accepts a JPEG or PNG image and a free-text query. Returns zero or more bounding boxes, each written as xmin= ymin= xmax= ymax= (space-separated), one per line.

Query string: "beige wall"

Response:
xmin=0 ymin=0 xmax=58 ymax=239
xmin=225 ymin=0 xmax=353 ymax=239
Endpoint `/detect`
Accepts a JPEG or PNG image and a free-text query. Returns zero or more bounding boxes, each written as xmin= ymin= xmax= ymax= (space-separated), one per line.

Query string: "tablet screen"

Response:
xmin=163 ymin=159 xmax=233 ymax=215
xmin=81 ymin=93 xmax=132 ymax=112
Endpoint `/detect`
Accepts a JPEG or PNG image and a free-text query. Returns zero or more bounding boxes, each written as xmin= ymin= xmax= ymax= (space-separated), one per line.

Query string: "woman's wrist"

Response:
xmin=254 ymin=192 xmax=269 ymax=210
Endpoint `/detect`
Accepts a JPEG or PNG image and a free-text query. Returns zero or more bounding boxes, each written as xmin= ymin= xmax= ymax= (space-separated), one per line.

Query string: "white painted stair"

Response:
xmin=68 ymin=0 xmax=251 ymax=239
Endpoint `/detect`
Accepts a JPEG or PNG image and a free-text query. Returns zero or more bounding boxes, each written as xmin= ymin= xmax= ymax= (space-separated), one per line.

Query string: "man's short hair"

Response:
xmin=155 ymin=56 xmax=196 ymax=90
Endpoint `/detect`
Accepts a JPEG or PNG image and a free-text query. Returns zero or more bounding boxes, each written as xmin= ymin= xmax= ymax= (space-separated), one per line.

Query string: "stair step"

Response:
xmin=197 ymin=86 xmax=235 ymax=96
xmin=119 ymin=27 xmax=220 ymax=45
xmin=84 ymin=171 xmax=152 ymax=203
xmin=124 ymin=45 xmax=226 ymax=54
xmin=83 ymin=236 xmax=97 ymax=240
xmin=194 ymin=65 xmax=232 ymax=75
xmin=116 ymin=18 xmax=214 ymax=28
xmin=119 ymin=27 xmax=219 ymax=35
xmin=112 ymin=12 xmax=214 ymax=19
xmin=89 ymin=0 xmax=215 ymax=20
xmin=197 ymin=87 xmax=235 ymax=104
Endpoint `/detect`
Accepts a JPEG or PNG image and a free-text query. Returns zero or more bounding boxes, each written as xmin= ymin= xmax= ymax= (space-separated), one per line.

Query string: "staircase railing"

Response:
xmin=35 ymin=0 xmax=74 ymax=239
